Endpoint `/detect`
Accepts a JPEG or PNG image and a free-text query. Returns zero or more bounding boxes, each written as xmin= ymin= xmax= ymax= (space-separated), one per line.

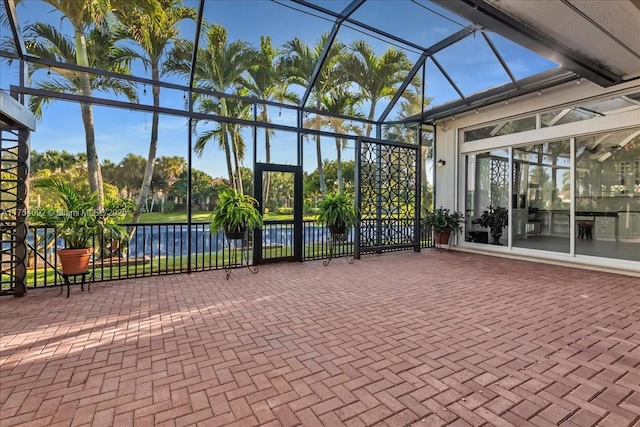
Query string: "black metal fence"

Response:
xmin=11 ymin=220 xmax=434 ymax=290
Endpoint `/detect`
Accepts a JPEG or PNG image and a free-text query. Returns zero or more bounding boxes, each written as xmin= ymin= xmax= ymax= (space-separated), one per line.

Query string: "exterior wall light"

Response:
xmin=437 ymin=159 xmax=446 ymax=167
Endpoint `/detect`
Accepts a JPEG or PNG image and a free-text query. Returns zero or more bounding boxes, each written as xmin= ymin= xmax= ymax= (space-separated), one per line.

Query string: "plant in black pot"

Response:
xmin=30 ymin=178 xmax=132 ymax=275
xmin=209 ymin=188 xmax=263 ymax=240
xmin=317 ymin=192 xmax=356 ymax=236
xmin=423 ymin=207 xmax=464 ymax=245
xmin=478 ymin=205 xmax=509 ymax=245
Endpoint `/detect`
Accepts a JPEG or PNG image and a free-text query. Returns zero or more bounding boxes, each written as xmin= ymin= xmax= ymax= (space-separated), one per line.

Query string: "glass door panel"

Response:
xmin=575 ymin=128 xmax=640 ymax=262
xmin=254 ymin=164 xmax=303 ymax=264
xmin=512 ymin=140 xmax=570 ymax=253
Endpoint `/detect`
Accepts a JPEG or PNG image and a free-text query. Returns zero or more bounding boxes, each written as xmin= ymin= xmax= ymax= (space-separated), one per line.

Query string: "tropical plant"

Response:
xmin=343 ymin=40 xmax=412 ymax=137
xmin=193 ymin=96 xmax=252 ymax=195
xmin=115 ymin=0 xmax=196 ymax=225
xmin=30 ymin=177 xmax=133 ymax=249
xmin=317 ymin=192 xmax=356 ymax=234
xmin=246 ymin=36 xmax=299 ymax=205
xmin=169 ymin=168 xmax=216 ymax=209
xmin=29 ymin=150 xmax=84 ymax=174
xmin=209 ymin=188 xmax=263 ymax=238
xmin=117 ymin=153 xmax=146 ymax=198
xmin=166 ymin=24 xmax=258 ymax=192
xmin=423 ymin=207 xmax=464 ymax=234
xmin=283 ymin=33 xmax=346 ymax=197
xmin=19 ymin=0 xmax=160 ymax=207
xmin=21 ymin=23 xmax=137 ymax=207
xmin=305 ymin=87 xmax=363 ymax=193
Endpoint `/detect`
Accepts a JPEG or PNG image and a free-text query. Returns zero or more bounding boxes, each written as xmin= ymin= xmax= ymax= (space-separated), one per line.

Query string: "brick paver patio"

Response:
xmin=1 ymin=251 xmax=639 ymax=427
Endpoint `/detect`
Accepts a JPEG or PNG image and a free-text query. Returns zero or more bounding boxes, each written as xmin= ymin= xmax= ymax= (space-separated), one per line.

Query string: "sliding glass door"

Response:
xmin=462 ymin=128 xmax=640 ymax=263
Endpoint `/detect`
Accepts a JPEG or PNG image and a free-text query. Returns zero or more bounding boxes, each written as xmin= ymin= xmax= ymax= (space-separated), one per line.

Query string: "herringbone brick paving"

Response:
xmin=1 ymin=251 xmax=639 ymax=426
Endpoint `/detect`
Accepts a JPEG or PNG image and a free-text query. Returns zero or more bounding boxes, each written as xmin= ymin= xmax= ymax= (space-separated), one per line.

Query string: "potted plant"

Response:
xmin=423 ymin=207 xmax=464 ymax=245
xmin=317 ymin=192 xmax=356 ymax=236
xmin=209 ymin=188 xmax=263 ymax=240
xmin=478 ymin=205 xmax=509 ymax=245
xmin=30 ymin=178 xmax=132 ymax=275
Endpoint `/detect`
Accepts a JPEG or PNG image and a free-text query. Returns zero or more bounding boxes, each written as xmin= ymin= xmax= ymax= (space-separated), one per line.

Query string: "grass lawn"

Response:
xmin=136 ymin=211 xmax=317 ymax=223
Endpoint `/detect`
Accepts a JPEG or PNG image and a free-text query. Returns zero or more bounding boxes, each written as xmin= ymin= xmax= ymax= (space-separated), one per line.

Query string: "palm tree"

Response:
xmin=343 ymin=40 xmax=412 ymax=137
xmin=22 ymin=0 xmax=161 ymax=207
xmin=116 ymin=0 xmax=195 ymax=224
xmin=24 ymin=23 xmax=138 ymax=207
xmin=245 ymin=36 xmax=299 ymax=204
xmin=306 ymin=88 xmax=363 ymax=192
xmin=193 ymin=97 xmax=252 ymax=195
xmin=153 ymin=155 xmax=186 ymax=190
xmin=381 ymin=84 xmax=434 ymax=210
xmin=166 ymin=24 xmax=258 ymax=193
xmin=118 ymin=153 xmax=146 ymax=198
xmin=283 ymin=34 xmax=346 ymax=198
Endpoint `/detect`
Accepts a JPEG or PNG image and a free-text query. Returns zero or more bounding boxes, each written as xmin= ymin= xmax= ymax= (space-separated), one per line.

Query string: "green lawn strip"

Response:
xmin=22 ymin=239 xmax=429 ymax=289
xmin=23 ymin=243 xmax=354 ymax=288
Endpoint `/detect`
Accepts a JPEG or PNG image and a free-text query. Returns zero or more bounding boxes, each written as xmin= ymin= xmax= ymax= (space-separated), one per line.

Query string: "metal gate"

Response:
xmin=355 ymin=136 xmax=421 ymax=257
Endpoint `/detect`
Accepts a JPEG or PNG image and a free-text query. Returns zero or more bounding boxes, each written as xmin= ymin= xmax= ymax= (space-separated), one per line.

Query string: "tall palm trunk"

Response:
xmin=231 ymin=130 xmax=244 ymax=195
xmin=80 ymin=97 xmax=103 ymax=207
xmin=316 ymin=98 xmax=327 ymax=197
xmin=421 ymin=145 xmax=428 ymax=207
xmin=336 ymin=137 xmax=343 ymax=193
xmin=365 ymin=102 xmax=376 ymax=138
xmin=131 ymin=64 xmax=161 ymax=225
xmin=262 ymin=106 xmax=271 ymax=205
xmin=76 ymin=28 xmax=104 ymax=208
xmin=219 ymin=99 xmax=236 ymax=190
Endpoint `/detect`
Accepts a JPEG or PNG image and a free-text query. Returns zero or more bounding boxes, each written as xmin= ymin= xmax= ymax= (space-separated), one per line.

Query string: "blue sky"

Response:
xmin=0 ymin=0 xmax=558 ymax=178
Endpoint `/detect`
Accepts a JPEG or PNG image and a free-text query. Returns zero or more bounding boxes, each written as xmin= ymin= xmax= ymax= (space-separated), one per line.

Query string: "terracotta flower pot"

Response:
xmin=58 ymin=248 xmax=94 ymax=275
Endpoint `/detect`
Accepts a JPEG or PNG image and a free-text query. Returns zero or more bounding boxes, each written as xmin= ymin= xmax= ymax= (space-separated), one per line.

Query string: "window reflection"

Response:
xmin=465 ymin=149 xmax=510 ymax=245
xmin=575 ymin=128 xmax=640 ymax=261
xmin=511 ymin=141 xmax=570 ymax=253
xmin=463 ymin=128 xmax=640 ymax=262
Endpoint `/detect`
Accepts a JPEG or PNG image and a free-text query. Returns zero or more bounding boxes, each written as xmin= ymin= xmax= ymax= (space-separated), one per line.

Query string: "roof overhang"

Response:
xmin=431 ymin=0 xmax=637 ymax=87
xmin=417 ymin=68 xmax=577 ymax=122
xmin=0 ymin=91 xmax=36 ymax=131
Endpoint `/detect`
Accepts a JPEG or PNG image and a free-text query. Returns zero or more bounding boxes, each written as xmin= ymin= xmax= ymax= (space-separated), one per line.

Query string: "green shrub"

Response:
xmin=163 ymin=200 xmax=175 ymax=212
xmin=276 ymin=207 xmax=293 ymax=215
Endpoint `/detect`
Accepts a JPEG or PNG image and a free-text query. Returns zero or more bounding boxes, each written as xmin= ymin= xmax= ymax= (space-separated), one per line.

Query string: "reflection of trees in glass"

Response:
xmin=465 ymin=116 xmax=536 ymax=142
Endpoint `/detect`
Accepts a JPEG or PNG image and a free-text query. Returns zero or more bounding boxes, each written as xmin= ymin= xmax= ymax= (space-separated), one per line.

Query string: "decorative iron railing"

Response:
xmin=13 ymin=219 xmax=433 ymax=290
